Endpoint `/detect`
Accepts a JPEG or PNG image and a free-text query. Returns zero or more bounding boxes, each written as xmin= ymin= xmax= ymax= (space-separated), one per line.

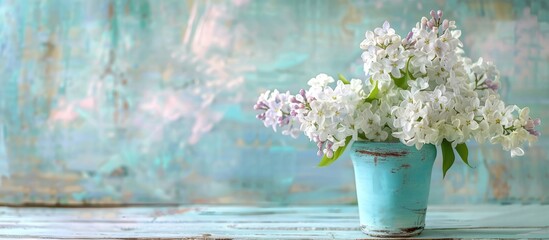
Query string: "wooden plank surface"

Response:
xmin=0 ymin=205 xmax=548 ymax=239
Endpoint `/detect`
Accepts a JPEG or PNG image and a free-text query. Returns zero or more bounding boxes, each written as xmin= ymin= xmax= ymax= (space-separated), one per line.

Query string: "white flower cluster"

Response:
xmin=254 ymin=10 xmax=540 ymax=161
xmin=383 ymin=11 xmax=539 ymax=157
xmin=253 ymin=89 xmax=299 ymax=138
xmin=291 ymin=74 xmax=364 ymax=157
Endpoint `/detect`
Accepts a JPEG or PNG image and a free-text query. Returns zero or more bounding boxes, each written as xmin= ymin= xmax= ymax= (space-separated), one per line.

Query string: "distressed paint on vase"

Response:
xmin=350 ymin=141 xmax=436 ymax=237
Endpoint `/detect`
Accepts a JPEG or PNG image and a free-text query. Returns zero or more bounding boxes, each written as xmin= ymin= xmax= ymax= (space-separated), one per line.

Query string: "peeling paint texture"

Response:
xmin=0 ymin=0 xmax=548 ymax=205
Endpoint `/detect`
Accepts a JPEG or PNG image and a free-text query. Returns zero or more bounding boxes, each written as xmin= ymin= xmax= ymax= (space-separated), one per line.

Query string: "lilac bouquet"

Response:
xmin=254 ymin=10 xmax=541 ymax=176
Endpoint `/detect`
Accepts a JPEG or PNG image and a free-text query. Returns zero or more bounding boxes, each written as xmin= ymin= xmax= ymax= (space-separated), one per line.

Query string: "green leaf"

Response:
xmin=405 ymin=56 xmax=416 ymax=81
xmin=455 ymin=143 xmax=471 ymax=167
xmin=317 ymin=136 xmax=352 ymax=167
xmin=357 ymin=131 xmax=367 ymax=140
xmin=338 ymin=74 xmax=350 ymax=84
xmin=441 ymin=139 xmax=455 ymax=178
xmin=391 ymin=72 xmax=408 ymax=89
xmin=365 ymin=81 xmax=379 ymax=102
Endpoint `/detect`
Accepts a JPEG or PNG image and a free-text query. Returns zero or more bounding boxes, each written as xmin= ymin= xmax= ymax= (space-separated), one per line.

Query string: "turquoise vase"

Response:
xmin=350 ymin=141 xmax=436 ymax=237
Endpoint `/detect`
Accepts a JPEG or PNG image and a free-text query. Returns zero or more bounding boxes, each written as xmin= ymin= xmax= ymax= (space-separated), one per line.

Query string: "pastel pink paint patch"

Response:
xmin=49 ymin=102 xmax=78 ymax=124
xmin=78 ymin=97 xmax=96 ymax=110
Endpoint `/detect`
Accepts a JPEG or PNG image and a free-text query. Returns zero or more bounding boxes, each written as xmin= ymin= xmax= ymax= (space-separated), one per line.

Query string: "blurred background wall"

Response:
xmin=0 ymin=0 xmax=547 ymax=206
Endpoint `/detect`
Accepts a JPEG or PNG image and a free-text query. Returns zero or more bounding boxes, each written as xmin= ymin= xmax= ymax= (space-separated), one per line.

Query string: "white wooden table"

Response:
xmin=0 ymin=205 xmax=548 ymax=239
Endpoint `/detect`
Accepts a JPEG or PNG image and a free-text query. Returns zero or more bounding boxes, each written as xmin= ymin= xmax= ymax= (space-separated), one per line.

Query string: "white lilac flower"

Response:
xmin=366 ymin=127 xmax=389 ymax=142
xmin=307 ymin=73 xmax=334 ymax=88
xmin=370 ymin=61 xmax=392 ymax=84
xmin=378 ymin=101 xmax=394 ymax=128
xmin=426 ymin=62 xmax=450 ymax=85
xmin=475 ymin=120 xmax=491 ymax=143
xmin=429 ymin=85 xmax=448 ymax=109
xmin=458 ymin=112 xmax=479 ymax=136
xmin=359 ymin=108 xmax=381 ymax=134
xmin=375 ymin=21 xmax=396 ymax=37
xmin=409 ymin=51 xmax=433 ymax=75
xmin=408 ymin=77 xmax=429 ymax=92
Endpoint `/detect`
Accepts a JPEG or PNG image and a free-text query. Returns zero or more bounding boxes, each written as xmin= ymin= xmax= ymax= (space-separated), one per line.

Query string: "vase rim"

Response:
xmin=351 ymin=140 xmax=436 ymax=153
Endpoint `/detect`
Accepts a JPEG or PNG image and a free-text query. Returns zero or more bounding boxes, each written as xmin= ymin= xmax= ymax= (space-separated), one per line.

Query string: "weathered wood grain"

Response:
xmin=0 ymin=205 xmax=547 ymax=239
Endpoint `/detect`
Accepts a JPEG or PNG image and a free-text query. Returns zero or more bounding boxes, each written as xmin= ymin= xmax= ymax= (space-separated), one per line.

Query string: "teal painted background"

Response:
xmin=0 ymin=0 xmax=548 ymax=205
